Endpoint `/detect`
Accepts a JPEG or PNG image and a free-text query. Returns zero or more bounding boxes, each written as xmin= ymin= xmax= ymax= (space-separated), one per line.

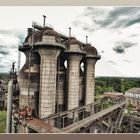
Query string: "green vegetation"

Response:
xmin=95 ymin=77 xmax=140 ymax=95
xmin=0 ymin=111 xmax=6 ymax=133
xmin=95 ymin=93 xmax=103 ymax=101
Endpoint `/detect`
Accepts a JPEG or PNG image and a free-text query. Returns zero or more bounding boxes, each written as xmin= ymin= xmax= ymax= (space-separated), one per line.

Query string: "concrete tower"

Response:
xmin=83 ymin=44 xmax=100 ymax=110
xmin=17 ymin=20 xmax=102 ymax=133
xmin=65 ymin=37 xmax=85 ymax=112
xmin=37 ymin=28 xmax=65 ymax=118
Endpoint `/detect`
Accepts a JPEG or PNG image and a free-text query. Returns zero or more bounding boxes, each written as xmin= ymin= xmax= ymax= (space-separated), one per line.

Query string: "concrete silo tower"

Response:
xmin=65 ymin=37 xmax=85 ymax=113
xmin=37 ymin=27 xmax=65 ymax=118
xmin=83 ymin=44 xmax=100 ymax=110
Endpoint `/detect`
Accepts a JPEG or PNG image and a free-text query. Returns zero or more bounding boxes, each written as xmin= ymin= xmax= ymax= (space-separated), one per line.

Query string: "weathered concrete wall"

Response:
xmin=84 ymin=58 xmax=96 ymax=105
xmin=18 ymin=51 xmax=40 ymax=114
xmin=67 ymin=54 xmax=82 ymax=110
xmin=38 ymin=47 xmax=60 ymax=118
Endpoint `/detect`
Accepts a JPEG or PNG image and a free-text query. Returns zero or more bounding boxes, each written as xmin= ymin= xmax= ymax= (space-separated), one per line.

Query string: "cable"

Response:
xmin=27 ymin=25 xmax=34 ymax=107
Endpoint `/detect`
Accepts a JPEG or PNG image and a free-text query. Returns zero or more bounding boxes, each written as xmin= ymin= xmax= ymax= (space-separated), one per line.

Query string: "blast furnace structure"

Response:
xmin=17 ymin=21 xmax=101 ymax=133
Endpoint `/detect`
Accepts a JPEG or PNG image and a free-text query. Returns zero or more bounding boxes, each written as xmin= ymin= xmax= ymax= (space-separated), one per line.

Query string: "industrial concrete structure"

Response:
xmin=4 ymin=20 xmax=138 ymax=134
xmin=4 ymin=21 xmax=128 ymax=133
xmin=16 ymin=22 xmax=101 ymax=132
xmin=18 ymin=24 xmax=100 ymax=114
xmin=3 ymin=19 xmax=125 ymax=134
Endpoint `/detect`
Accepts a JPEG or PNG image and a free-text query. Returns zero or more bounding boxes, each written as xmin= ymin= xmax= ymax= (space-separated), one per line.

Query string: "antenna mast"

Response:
xmin=86 ymin=35 xmax=88 ymax=44
xmin=43 ymin=15 xmax=46 ymax=27
xmin=69 ymin=27 xmax=71 ymax=37
xmin=27 ymin=24 xmax=35 ymax=106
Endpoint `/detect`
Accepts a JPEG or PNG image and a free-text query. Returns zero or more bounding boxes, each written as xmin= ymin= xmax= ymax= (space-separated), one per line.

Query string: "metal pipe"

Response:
xmin=43 ymin=15 xmax=46 ymax=27
xmin=69 ymin=27 xmax=71 ymax=37
xmin=6 ymin=79 xmax=14 ymax=133
xmin=86 ymin=36 xmax=88 ymax=44
xmin=27 ymin=26 xmax=34 ymax=106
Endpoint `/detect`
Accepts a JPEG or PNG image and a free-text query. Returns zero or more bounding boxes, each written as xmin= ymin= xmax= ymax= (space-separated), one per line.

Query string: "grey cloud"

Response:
xmin=0 ymin=63 xmax=7 ymax=69
xmin=15 ymin=32 xmax=26 ymax=43
xmin=0 ymin=29 xmax=26 ymax=73
xmin=120 ymin=42 xmax=136 ymax=48
xmin=101 ymin=50 xmax=105 ymax=53
xmin=124 ymin=59 xmax=132 ymax=63
xmin=83 ymin=26 xmax=89 ymax=31
xmin=129 ymin=34 xmax=138 ymax=37
xmin=0 ymin=45 xmax=9 ymax=55
xmin=125 ymin=17 xmax=140 ymax=27
xmin=95 ymin=7 xmax=140 ymax=28
xmin=113 ymin=41 xmax=137 ymax=54
xmin=0 ymin=29 xmax=26 ymax=43
xmin=0 ymin=44 xmax=17 ymax=56
xmin=84 ymin=7 xmax=105 ymax=17
xmin=0 ymin=29 xmax=26 ymax=56
xmin=0 ymin=49 xmax=9 ymax=55
xmin=72 ymin=21 xmax=81 ymax=26
xmin=0 ymin=63 xmax=10 ymax=69
xmin=108 ymin=61 xmax=117 ymax=65
xmin=0 ymin=65 xmax=5 ymax=68
xmin=72 ymin=20 xmax=93 ymax=32
xmin=113 ymin=46 xmax=125 ymax=53
xmin=74 ymin=7 xmax=140 ymax=32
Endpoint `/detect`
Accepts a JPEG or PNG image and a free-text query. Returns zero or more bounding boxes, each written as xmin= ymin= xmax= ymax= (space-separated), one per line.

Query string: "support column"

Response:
xmin=38 ymin=48 xmax=60 ymax=118
xmin=84 ymin=58 xmax=96 ymax=105
xmin=67 ymin=54 xmax=82 ymax=110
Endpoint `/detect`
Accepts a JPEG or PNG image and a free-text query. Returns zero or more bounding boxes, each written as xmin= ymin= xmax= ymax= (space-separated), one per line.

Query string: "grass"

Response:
xmin=0 ymin=111 xmax=6 ymax=133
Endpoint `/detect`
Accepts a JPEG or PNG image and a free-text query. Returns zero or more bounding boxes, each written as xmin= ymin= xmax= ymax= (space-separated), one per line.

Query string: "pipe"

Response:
xmin=6 ymin=79 xmax=14 ymax=133
xmin=86 ymin=36 xmax=88 ymax=44
xmin=43 ymin=15 xmax=46 ymax=27
xmin=69 ymin=27 xmax=71 ymax=37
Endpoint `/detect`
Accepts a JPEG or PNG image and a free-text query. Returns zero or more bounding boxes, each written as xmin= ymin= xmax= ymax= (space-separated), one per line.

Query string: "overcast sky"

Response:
xmin=0 ymin=6 xmax=140 ymax=77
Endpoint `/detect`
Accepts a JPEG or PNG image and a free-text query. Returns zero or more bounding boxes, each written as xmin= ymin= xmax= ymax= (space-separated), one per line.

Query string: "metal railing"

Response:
xmin=46 ymin=99 xmax=126 ymax=129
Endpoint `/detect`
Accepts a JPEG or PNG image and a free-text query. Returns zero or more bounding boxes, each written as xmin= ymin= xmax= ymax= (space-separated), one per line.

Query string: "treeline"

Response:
xmin=1 ymin=73 xmax=140 ymax=96
xmin=95 ymin=77 xmax=140 ymax=95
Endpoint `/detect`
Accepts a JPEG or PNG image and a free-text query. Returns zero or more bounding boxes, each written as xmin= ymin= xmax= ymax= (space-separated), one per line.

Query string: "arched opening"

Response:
xmin=56 ymin=54 xmax=67 ymax=113
xmin=80 ymin=62 xmax=84 ymax=72
xmin=64 ymin=60 xmax=67 ymax=69
xmin=79 ymin=61 xmax=85 ymax=106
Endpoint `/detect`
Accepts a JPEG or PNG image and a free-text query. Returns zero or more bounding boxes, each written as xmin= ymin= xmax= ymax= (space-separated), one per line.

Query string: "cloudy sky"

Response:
xmin=0 ymin=6 xmax=140 ymax=77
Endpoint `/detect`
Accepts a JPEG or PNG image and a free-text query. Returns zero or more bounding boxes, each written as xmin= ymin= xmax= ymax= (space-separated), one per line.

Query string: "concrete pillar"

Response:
xmin=83 ymin=44 xmax=100 ymax=112
xmin=6 ymin=80 xmax=13 ymax=133
xmin=67 ymin=54 xmax=82 ymax=111
xmin=38 ymin=48 xmax=60 ymax=118
xmin=84 ymin=58 xmax=96 ymax=105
